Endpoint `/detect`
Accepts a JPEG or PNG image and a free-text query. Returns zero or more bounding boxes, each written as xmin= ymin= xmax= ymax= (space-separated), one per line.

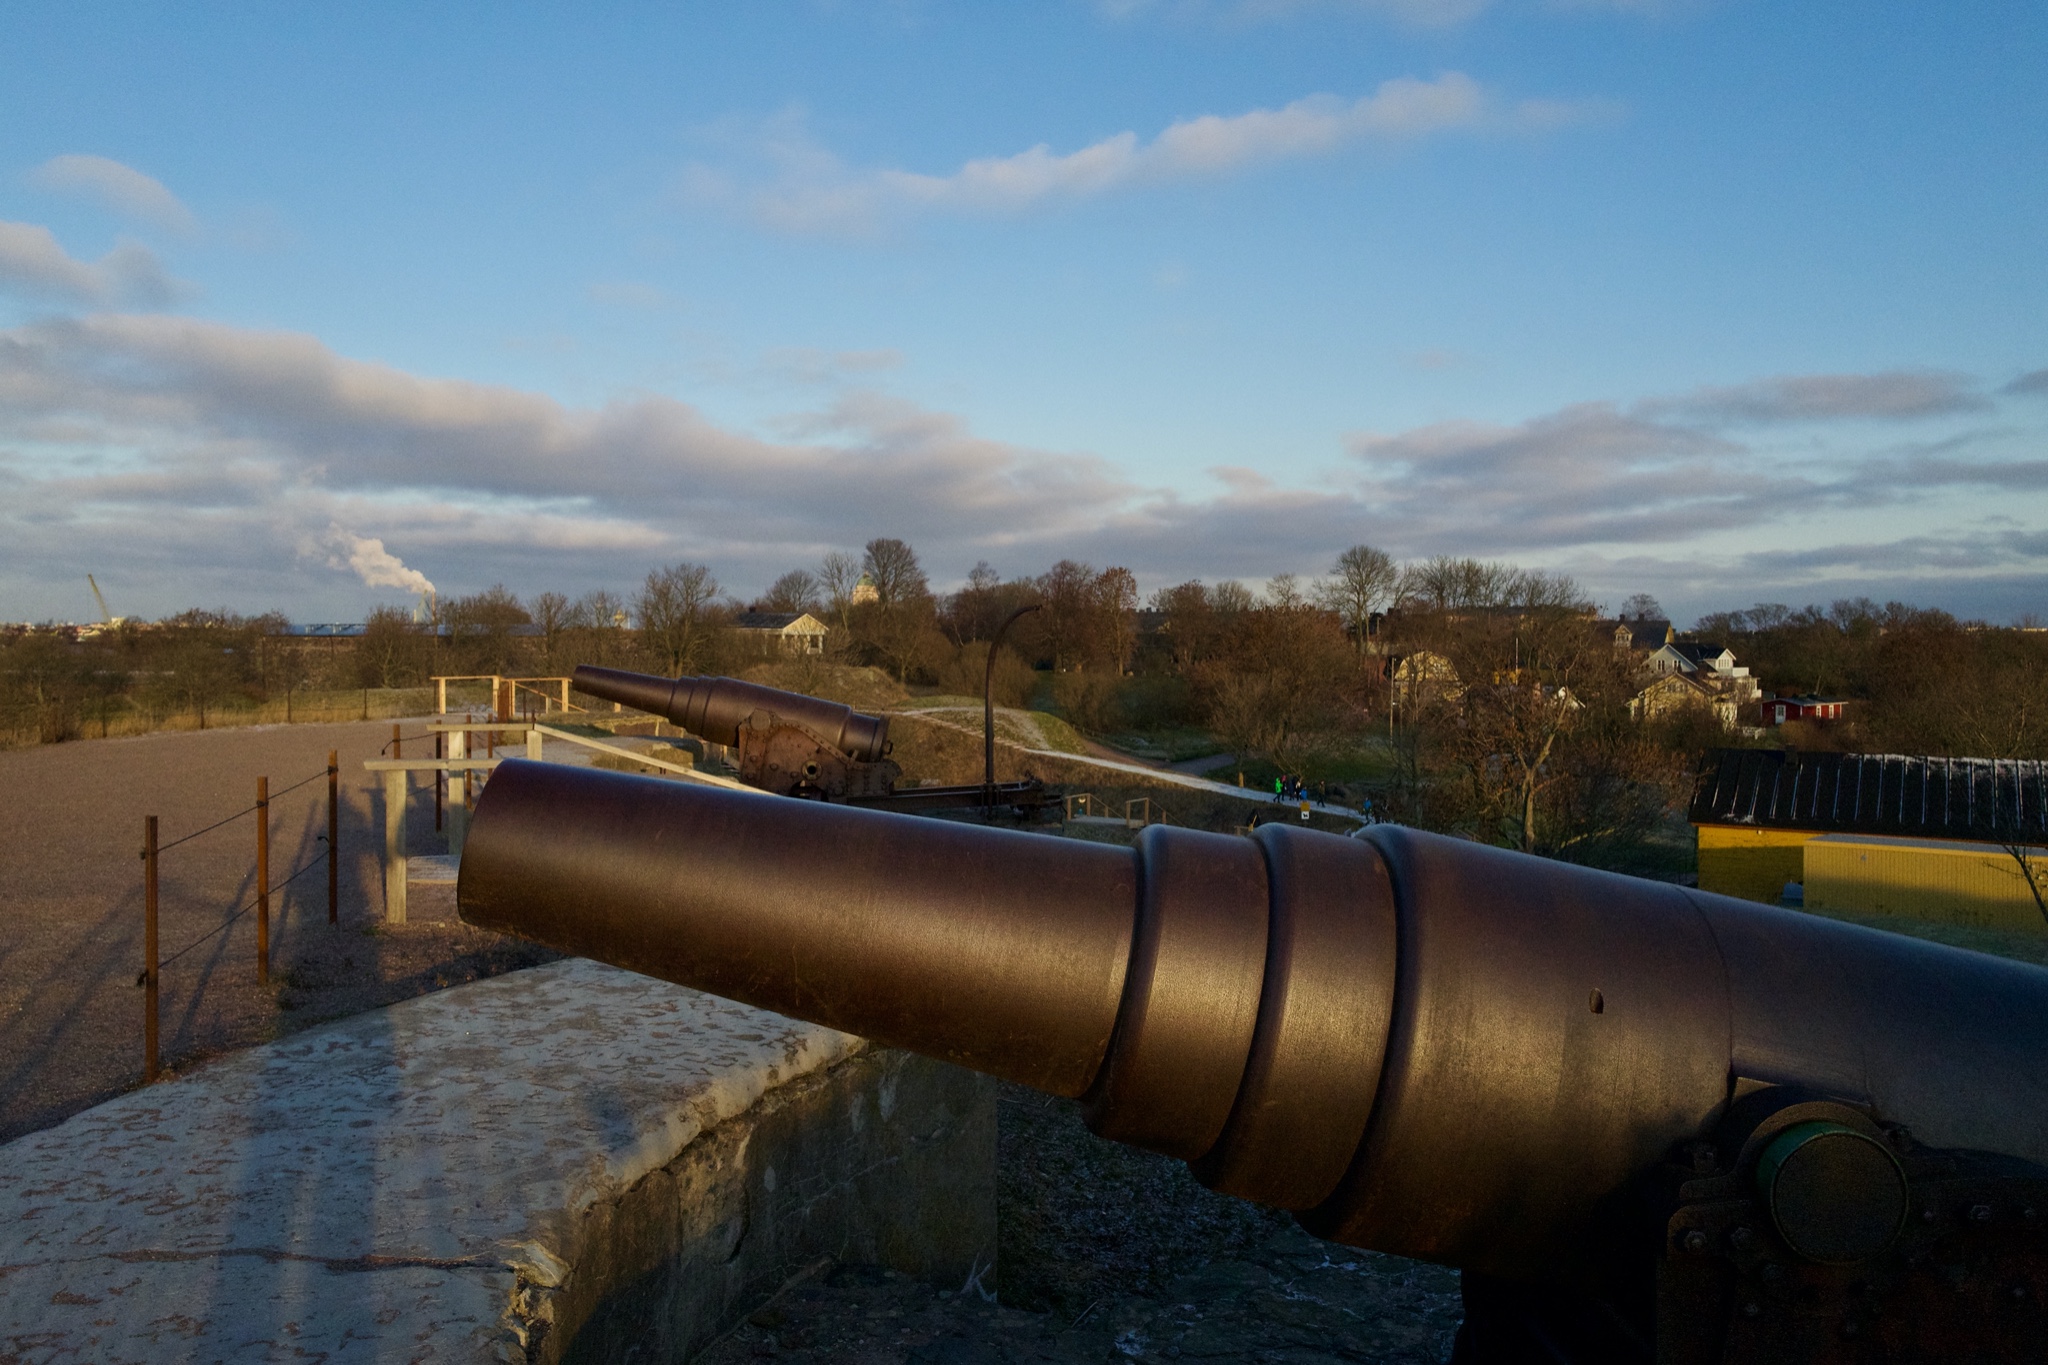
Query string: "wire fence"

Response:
xmin=143 ymin=844 xmax=332 ymax=979
xmin=137 ymin=752 xmax=342 ymax=1082
xmin=147 ymin=766 xmax=331 ymax=856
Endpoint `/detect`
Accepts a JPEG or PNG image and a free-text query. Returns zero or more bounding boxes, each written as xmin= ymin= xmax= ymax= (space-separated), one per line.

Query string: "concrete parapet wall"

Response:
xmin=0 ymin=959 xmax=995 ymax=1363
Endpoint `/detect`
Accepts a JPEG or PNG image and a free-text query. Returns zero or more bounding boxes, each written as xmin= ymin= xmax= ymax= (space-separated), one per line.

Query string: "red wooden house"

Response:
xmin=1761 ymin=694 xmax=1848 ymax=726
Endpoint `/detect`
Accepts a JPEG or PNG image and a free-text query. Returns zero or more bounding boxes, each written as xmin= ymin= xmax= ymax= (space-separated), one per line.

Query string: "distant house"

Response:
xmin=1631 ymin=671 xmax=1739 ymax=728
xmin=1636 ymin=639 xmax=1760 ymax=729
xmin=1689 ymin=747 xmax=2048 ymax=928
xmin=731 ymin=611 xmax=829 ymax=655
xmin=1391 ymin=650 xmax=1461 ymax=706
xmin=1646 ymin=640 xmax=1743 ymax=680
xmin=1598 ymin=616 xmax=1673 ymax=651
xmin=1761 ymin=694 xmax=1849 ymax=726
xmin=851 ymin=573 xmax=880 ymax=606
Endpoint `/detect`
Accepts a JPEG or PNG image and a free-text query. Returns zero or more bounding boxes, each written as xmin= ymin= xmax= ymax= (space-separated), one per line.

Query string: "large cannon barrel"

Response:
xmin=572 ymin=664 xmax=890 ymax=762
xmin=457 ymin=760 xmax=2048 ymax=1300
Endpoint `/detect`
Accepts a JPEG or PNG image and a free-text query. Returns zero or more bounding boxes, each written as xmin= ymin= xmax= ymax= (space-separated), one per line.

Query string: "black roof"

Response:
xmin=1602 ymin=617 xmax=1672 ymax=642
xmin=1691 ymin=748 xmax=2048 ymax=841
xmin=732 ymin=611 xmax=819 ymax=630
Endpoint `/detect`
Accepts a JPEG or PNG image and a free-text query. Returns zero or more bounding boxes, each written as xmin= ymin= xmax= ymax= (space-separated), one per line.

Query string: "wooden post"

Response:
xmin=383 ymin=767 xmax=408 ymax=924
xmin=448 ymin=730 xmax=469 ymax=856
xmin=437 ymin=677 xmax=448 ymax=714
xmin=392 ymin=723 xmax=402 ymax=760
xmin=143 ymin=815 xmax=159 ymax=1083
xmin=526 ymin=725 xmax=542 ymax=760
xmin=256 ymin=776 xmax=270 ymax=985
xmin=435 ymin=730 xmax=444 ymax=830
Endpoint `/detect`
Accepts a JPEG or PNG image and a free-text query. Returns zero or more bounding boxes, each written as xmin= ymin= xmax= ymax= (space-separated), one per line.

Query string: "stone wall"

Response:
xmin=0 ymin=959 xmax=994 ymax=1363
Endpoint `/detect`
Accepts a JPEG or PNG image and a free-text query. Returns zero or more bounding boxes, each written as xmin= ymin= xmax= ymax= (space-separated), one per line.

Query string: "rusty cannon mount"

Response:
xmin=571 ymin=664 xmax=1054 ymax=815
xmin=457 ymin=761 xmax=2048 ymax=1365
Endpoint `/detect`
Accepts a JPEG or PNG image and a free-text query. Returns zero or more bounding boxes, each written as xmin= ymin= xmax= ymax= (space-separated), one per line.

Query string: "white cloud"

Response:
xmin=28 ymin=154 xmax=197 ymax=235
xmin=685 ymin=76 xmax=1613 ymax=234
xmin=1640 ymin=370 xmax=1989 ymax=424
xmin=319 ymin=526 xmax=435 ymax=597
xmin=0 ymin=313 xmax=1132 ymax=612
xmin=0 ymin=220 xmax=180 ymax=306
xmin=0 ymin=314 xmax=2038 ymax=623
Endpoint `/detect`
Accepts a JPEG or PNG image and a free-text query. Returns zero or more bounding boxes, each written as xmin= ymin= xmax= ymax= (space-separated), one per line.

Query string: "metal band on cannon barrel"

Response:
xmin=457 ymin=760 xmax=2048 ymax=1293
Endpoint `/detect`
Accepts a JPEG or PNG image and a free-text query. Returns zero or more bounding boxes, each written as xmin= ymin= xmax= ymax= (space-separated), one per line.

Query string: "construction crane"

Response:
xmin=85 ymin=575 xmax=125 ymax=634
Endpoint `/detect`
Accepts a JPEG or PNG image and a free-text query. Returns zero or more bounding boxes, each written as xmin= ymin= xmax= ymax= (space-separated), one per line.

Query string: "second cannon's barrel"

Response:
xmin=572 ymin=664 xmax=891 ymax=761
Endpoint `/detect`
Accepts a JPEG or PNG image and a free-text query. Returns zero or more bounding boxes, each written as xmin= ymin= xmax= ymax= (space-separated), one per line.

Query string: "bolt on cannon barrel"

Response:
xmin=458 ymin=760 xmax=2048 ymax=1362
xmin=572 ymin=664 xmax=889 ymax=762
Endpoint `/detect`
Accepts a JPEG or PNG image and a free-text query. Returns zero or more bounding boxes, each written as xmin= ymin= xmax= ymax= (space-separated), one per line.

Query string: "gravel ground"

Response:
xmin=0 ymin=719 xmax=556 ymax=1144
xmin=698 ymin=1087 xmax=1464 ymax=1365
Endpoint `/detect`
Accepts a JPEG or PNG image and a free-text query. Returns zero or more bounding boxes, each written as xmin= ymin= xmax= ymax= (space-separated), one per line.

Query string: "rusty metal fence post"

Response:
xmin=327 ymin=749 xmax=339 ymax=926
xmin=143 ymin=815 xmax=159 ymax=1083
xmin=256 ymin=776 xmax=270 ymax=985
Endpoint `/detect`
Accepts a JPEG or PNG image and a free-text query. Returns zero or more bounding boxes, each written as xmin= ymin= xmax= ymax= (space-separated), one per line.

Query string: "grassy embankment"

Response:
xmin=2 ymin=687 xmax=449 ymax=748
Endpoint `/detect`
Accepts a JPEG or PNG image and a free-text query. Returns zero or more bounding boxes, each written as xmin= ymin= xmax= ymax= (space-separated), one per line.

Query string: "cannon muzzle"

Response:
xmin=572 ymin=664 xmax=890 ymax=762
xmin=459 ymin=760 xmax=2048 ymax=1358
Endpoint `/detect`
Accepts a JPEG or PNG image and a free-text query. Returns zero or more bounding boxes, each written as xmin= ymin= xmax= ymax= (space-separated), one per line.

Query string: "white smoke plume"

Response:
xmin=323 ymin=525 xmax=435 ymax=598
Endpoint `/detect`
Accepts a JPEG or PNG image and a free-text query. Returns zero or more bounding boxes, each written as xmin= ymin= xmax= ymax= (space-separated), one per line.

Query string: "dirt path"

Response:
xmin=0 ymin=720 xmax=555 ymax=1144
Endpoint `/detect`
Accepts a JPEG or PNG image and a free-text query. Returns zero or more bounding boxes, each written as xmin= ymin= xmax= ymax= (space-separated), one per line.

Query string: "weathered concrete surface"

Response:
xmin=0 ymin=959 xmax=996 ymax=1363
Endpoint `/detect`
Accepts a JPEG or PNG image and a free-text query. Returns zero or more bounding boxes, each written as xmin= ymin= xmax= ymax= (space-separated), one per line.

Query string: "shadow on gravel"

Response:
xmin=699 ymin=1085 xmax=1463 ymax=1365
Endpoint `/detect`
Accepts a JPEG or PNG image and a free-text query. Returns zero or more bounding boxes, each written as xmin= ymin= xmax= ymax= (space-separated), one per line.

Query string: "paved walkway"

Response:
xmin=892 ymin=709 xmax=1368 ymax=821
xmin=0 ymin=719 xmax=531 ymax=1144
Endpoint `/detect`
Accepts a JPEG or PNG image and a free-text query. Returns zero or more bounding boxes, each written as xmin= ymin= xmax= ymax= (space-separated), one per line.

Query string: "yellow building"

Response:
xmin=1694 ymin=824 xmax=1818 ymax=905
xmin=1690 ymin=748 xmax=2048 ymax=932
xmin=1805 ymin=835 xmax=2047 ymax=934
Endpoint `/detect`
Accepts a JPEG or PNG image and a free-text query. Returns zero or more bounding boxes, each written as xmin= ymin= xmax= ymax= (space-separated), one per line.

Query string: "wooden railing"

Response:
xmin=363 ymin=721 xmax=745 ymax=923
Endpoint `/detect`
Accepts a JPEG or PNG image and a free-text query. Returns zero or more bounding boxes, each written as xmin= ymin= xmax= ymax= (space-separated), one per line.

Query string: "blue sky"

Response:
xmin=2 ymin=0 xmax=2044 ymax=626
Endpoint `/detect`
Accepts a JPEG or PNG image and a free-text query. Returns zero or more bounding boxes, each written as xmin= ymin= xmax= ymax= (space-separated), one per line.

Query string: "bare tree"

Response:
xmin=1994 ymin=838 xmax=2048 ymax=928
xmin=636 ymin=562 xmax=722 ymax=677
xmin=1196 ymin=601 xmax=1358 ymax=771
xmin=1399 ymin=556 xmax=1520 ymax=610
xmin=1420 ymin=593 xmax=1674 ymax=857
xmin=944 ymin=560 xmax=1030 ymax=645
xmin=1212 ymin=580 xmax=1256 ymax=614
xmin=573 ymin=589 xmax=626 ymax=630
xmin=443 ymin=584 xmax=530 ymax=672
xmin=862 ymin=538 xmax=928 ymax=605
xmin=356 ymin=605 xmax=432 ymax=692
xmin=530 ymin=591 xmax=572 ymax=668
xmin=1036 ymin=560 xmax=1098 ymax=671
xmin=1093 ymin=567 xmax=1139 ymax=674
xmin=1150 ymin=582 xmax=1221 ymax=670
xmin=817 ymin=552 xmax=861 ymax=633
xmin=1315 ymin=544 xmax=1399 ymax=651
xmin=760 ymin=569 xmax=822 ymax=615
xmin=1620 ymin=593 xmax=1664 ymax=620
